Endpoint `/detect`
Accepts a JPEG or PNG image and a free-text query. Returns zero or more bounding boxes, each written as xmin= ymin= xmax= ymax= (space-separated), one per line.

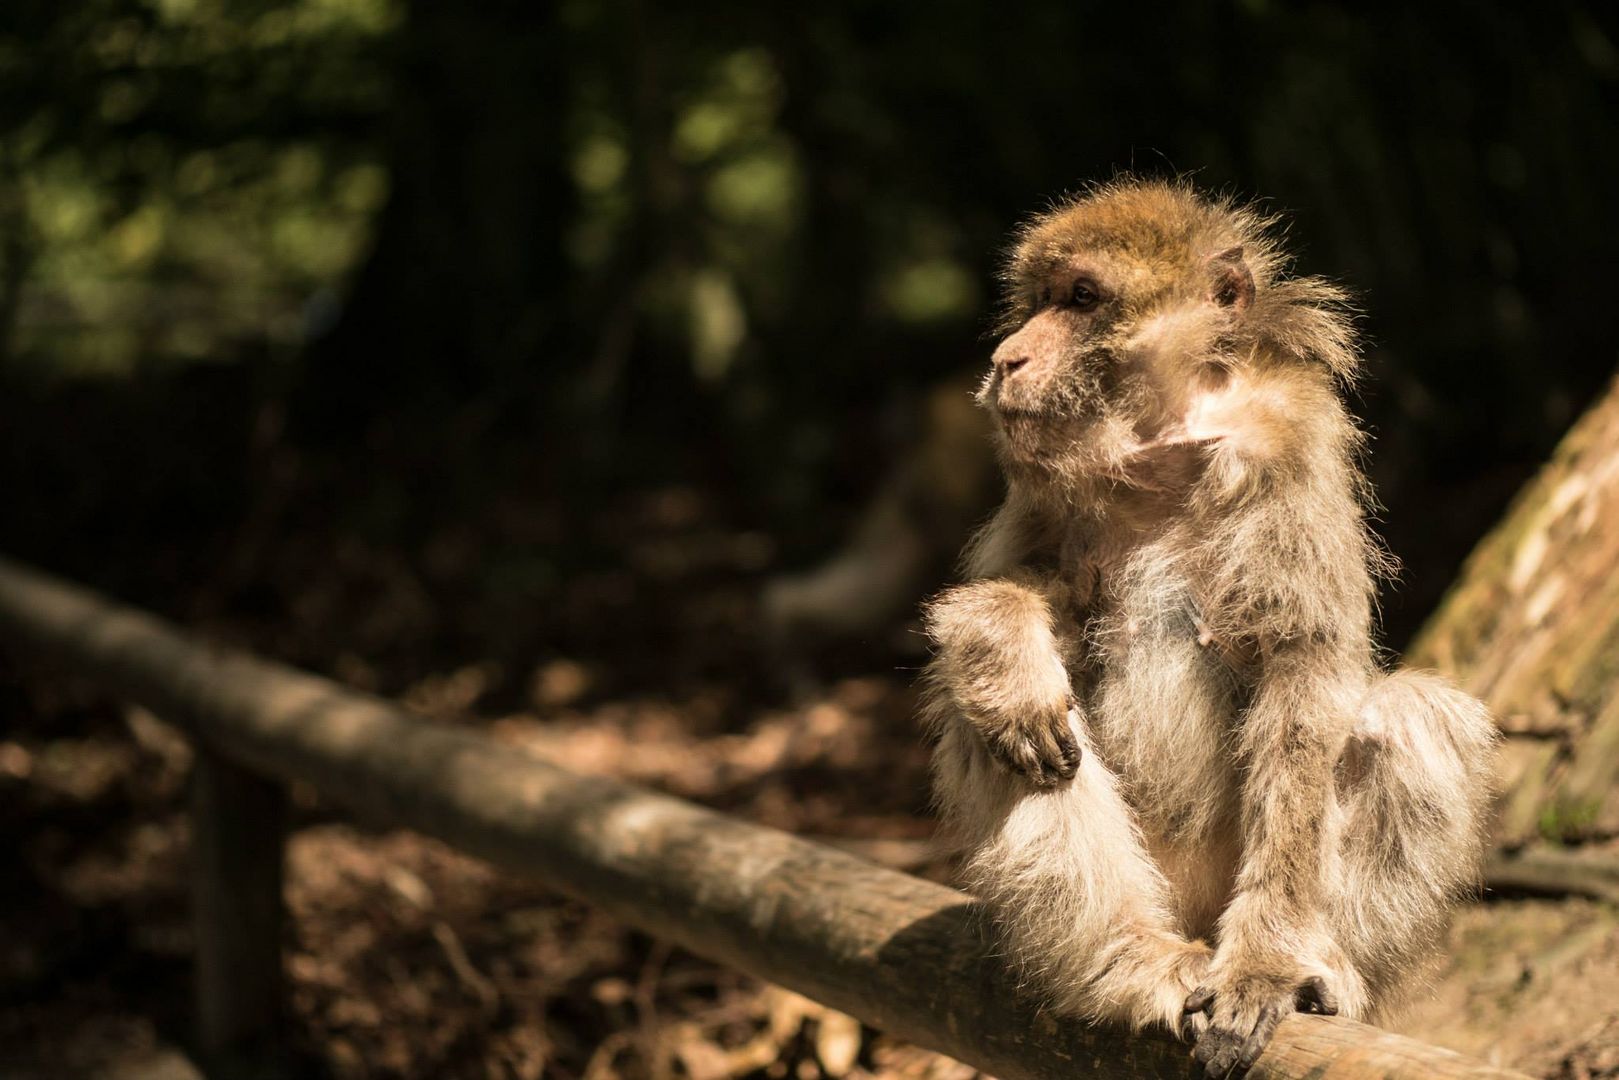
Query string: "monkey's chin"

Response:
xmin=993 ymin=411 xmax=1089 ymax=471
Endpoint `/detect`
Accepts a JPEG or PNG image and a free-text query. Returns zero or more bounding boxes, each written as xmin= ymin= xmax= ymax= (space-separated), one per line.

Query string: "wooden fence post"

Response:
xmin=192 ymin=743 xmax=288 ymax=1072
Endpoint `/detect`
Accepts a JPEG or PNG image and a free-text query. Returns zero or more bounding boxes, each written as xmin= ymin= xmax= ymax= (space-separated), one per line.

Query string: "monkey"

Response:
xmin=920 ymin=179 xmax=1497 ymax=1077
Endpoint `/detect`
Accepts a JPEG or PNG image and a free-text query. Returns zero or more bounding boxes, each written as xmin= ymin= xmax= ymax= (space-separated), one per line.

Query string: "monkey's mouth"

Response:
xmin=993 ymin=398 xmax=1081 ymax=428
xmin=990 ymin=383 xmax=1062 ymax=420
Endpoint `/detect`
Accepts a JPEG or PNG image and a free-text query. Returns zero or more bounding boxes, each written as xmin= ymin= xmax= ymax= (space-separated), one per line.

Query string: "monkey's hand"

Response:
xmin=973 ymin=697 xmax=1083 ymax=788
xmin=1183 ymin=961 xmax=1346 ymax=1078
xmin=923 ymin=578 xmax=1082 ymax=787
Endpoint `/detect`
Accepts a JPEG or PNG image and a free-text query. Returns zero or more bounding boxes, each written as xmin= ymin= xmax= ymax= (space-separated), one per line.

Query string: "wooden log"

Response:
xmin=1409 ymin=372 xmax=1619 ymax=844
xmin=191 ymin=746 xmax=289 ymax=1069
xmin=0 ymin=556 xmax=1528 ymax=1080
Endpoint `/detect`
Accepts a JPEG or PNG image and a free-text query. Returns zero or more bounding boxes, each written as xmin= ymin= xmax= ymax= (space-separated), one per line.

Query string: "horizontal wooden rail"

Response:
xmin=0 ymin=556 xmax=1528 ymax=1080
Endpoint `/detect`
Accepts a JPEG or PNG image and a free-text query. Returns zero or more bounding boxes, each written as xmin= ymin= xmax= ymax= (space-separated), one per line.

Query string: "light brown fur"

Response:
xmin=921 ymin=179 xmax=1496 ymax=1075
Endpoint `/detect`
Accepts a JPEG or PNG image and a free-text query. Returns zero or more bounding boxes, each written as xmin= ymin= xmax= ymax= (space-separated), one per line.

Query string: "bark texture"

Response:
xmin=1409 ymin=372 xmax=1619 ymax=844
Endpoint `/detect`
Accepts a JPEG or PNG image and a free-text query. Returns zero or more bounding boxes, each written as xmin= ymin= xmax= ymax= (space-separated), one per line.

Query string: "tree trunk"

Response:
xmin=1408 ymin=371 xmax=1619 ymax=844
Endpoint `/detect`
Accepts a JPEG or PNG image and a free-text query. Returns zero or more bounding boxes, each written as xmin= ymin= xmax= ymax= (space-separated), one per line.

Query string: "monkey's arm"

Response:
xmin=922 ymin=575 xmax=1081 ymax=786
xmin=1188 ymin=642 xmax=1362 ymax=1075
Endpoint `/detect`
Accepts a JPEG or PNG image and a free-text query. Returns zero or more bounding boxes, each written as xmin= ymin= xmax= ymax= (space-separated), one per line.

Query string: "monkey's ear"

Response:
xmin=1209 ymin=245 xmax=1255 ymax=312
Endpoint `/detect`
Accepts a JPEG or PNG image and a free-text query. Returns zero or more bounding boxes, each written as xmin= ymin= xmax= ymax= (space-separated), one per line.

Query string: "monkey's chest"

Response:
xmin=1065 ymin=583 xmax=1246 ymax=843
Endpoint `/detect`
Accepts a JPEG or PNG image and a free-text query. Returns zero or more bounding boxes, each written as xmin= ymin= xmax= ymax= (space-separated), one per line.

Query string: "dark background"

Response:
xmin=1 ymin=2 xmax=1616 ymax=1076
xmin=2 ymin=1 xmax=1617 ymax=657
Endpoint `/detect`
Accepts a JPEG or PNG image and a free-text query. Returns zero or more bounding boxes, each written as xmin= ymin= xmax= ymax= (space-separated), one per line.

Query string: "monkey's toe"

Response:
xmin=1187 ymin=975 xmax=1338 ymax=1077
xmin=1187 ymin=989 xmax=1243 ymax=1075
xmin=1191 ymin=1025 xmax=1245 ymax=1077
xmin=1295 ymin=975 xmax=1338 ymax=1015
xmin=1234 ymin=1003 xmax=1286 ymax=1072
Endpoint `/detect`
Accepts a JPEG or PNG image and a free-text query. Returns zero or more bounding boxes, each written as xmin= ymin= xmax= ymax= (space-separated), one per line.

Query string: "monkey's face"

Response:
xmin=981 ymin=196 xmax=1256 ymax=477
xmin=980 ymin=264 xmax=1124 ymax=448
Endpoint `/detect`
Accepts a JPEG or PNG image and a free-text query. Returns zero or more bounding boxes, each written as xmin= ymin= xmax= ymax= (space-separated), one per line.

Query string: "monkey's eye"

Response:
xmin=1068 ymin=279 xmax=1101 ymax=312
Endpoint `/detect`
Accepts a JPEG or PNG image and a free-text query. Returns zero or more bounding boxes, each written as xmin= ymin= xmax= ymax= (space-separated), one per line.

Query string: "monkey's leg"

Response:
xmin=931 ymin=715 xmax=1212 ymax=1037
xmin=1327 ymin=669 xmax=1497 ymax=1015
xmin=1189 ymin=648 xmax=1367 ymax=1078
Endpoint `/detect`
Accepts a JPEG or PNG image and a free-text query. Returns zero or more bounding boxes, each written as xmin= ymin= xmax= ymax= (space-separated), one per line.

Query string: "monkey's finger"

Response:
xmin=988 ymin=720 xmax=1075 ymax=786
xmin=981 ymin=731 xmax=1022 ymax=772
xmin=1184 ymin=986 xmax=1216 ymax=1015
xmin=1295 ymin=976 xmax=1338 ymax=1016
xmin=1027 ymin=726 xmax=1061 ymax=772
xmin=1018 ymin=737 xmax=1061 ymax=786
xmin=991 ymin=735 xmax=1059 ymax=787
xmin=1028 ymin=719 xmax=1078 ymax=781
xmin=1235 ymin=1004 xmax=1285 ymax=1071
xmin=1050 ymin=719 xmax=1082 ymax=776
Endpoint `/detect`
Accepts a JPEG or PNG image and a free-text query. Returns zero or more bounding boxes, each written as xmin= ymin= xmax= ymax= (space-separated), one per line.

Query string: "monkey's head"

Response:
xmin=980 ymin=180 xmax=1357 ymax=487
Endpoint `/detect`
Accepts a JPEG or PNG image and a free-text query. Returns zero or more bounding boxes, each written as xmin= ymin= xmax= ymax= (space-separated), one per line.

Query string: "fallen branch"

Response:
xmin=1487 ymin=845 xmax=1619 ymax=906
xmin=0 ymin=556 xmax=1529 ymax=1080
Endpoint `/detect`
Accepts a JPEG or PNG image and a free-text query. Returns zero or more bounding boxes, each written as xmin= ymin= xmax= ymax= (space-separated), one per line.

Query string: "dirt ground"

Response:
xmin=1397 ymin=898 xmax=1619 ymax=1078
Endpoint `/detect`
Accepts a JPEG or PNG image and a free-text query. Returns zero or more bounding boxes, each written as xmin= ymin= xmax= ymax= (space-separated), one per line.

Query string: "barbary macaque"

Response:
xmin=921 ymin=179 xmax=1496 ymax=1076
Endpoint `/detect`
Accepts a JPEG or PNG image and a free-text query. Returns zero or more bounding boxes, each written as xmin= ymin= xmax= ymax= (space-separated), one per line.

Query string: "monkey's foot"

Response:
xmin=981 ymin=703 xmax=1082 ymax=787
xmin=1152 ymin=939 xmax=1213 ymax=1044
xmin=1184 ymin=975 xmax=1337 ymax=1078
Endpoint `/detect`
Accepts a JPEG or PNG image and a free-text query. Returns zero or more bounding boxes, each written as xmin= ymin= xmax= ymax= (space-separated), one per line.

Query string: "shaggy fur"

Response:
xmin=921 ymin=179 xmax=1496 ymax=1076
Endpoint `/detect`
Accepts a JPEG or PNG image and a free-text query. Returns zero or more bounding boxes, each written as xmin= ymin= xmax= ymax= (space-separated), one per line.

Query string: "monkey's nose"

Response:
xmin=997 ymin=356 xmax=1030 ymax=377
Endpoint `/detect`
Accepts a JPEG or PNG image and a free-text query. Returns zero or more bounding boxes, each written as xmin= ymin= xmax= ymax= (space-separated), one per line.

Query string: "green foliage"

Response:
xmin=0 ymin=0 xmax=396 ymax=375
xmin=1540 ymin=798 xmax=1603 ymax=844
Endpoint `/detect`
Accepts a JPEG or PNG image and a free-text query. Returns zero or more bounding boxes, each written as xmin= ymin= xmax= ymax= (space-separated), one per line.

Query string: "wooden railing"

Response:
xmin=0 ymin=556 xmax=1529 ymax=1079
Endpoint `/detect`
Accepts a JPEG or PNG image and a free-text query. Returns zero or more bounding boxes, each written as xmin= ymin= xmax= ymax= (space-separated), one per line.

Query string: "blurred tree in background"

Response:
xmin=1 ymin=0 xmax=1616 ymax=648
xmin=0 ymin=0 xmax=393 ymax=373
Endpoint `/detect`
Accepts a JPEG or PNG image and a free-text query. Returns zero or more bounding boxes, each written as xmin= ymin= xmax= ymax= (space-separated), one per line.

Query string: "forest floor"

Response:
xmin=1 ymin=465 xmax=1615 ymax=1079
